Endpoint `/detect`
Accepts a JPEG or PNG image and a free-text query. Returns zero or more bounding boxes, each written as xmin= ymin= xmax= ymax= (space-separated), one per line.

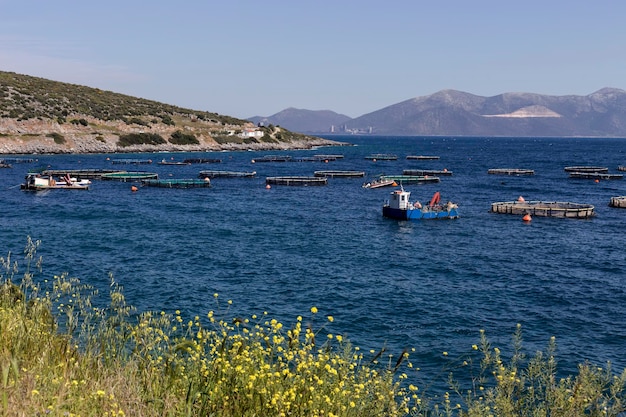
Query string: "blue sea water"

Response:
xmin=2 ymin=135 xmax=626 ymax=391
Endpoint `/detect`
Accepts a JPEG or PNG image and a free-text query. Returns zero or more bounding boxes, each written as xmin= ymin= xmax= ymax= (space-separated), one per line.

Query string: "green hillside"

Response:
xmin=0 ymin=71 xmax=243 ymax=125
xmin=0 ymin=71 xmax=335 ymax=153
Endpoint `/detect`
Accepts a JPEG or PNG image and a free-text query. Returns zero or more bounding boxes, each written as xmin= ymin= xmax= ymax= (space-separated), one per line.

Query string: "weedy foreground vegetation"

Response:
xmin=1 ymin=238 xmax=625 ymax=416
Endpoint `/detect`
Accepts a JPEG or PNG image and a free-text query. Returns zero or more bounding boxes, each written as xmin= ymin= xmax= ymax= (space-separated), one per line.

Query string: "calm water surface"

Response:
xmin=2 ymin=135 xmax=626 ymax=390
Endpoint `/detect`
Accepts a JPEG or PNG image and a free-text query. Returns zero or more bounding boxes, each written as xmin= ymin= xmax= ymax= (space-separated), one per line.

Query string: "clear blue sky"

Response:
xmin=1 ymin=1 xmax=625 ymax=119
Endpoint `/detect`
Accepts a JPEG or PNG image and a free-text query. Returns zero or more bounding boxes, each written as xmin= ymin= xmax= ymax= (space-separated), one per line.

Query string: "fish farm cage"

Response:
xmin=265 ymin=176 xmax=328 ymax=186
xmin=101 ymin=172 xmax=159 ymax=182
xmin=487 ymin=168 xmax=535 ymax=176
xmin=141 ymin=179 xmax=212 ymax=188
xmin=490 ymin=201 xmax=595 ymax=218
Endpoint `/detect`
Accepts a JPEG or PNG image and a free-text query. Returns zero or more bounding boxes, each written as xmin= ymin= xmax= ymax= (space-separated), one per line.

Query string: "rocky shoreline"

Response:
xmin=0 ymin=136 xmax=348 ymax=155
xmin=0 ymin=118 xmax=349 ymax=155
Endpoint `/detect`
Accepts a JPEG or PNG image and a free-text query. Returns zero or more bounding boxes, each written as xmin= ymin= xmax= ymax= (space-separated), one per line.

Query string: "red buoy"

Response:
xmin=522 ymin=213 xmax=532 ymax=222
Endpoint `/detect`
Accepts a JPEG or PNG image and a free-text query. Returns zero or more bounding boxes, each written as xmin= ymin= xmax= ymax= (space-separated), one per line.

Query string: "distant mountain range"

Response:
xmin=248 ymin=88 xmax=626 ymax=137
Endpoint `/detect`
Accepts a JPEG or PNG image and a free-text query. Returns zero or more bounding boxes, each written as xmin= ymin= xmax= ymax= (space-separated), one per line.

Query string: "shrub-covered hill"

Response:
xmin=0 ymin=71 xmax=340 ymax=154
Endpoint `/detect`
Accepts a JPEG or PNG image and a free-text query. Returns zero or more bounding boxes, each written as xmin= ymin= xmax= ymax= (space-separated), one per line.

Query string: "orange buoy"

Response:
xmin=594 ymin=179 xmax=600 ymax=183
xmin=522 ymin=213 xmax=532 ymax=222
xmin=392 ymin=182 xmax=398 ymax=186
xmin=131 ymin=185 xmax=138 ymax=192
xmin=265 ymin=184 xmax=271 ymax=189
xmin=518 ymin=196 xmax=525 ymax=202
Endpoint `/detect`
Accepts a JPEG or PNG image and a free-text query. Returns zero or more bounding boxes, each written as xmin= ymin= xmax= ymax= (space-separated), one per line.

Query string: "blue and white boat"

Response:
xmin=382 ymin=189 xmax=459 ymax=220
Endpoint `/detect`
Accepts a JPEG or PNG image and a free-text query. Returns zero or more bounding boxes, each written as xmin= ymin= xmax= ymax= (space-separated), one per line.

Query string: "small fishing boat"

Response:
xmin=20 ymin=173 xmax=90 ymax=191
xmin=382 ymin=189 xmax=459 ymax=220
xmin=362 ymin=177 xmax=396 ymax=189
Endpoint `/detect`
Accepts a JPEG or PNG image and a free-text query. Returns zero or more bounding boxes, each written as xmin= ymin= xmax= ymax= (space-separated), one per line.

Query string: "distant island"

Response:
xmin=0 ymin=71 xmax=344 ymax=154
xmin=249 ymin=88 xmax=626 ymax=137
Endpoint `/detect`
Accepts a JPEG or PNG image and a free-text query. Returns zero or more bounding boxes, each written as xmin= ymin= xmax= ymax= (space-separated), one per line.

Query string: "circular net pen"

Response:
xmin=141 ymin=179 xmax=212 ymax=188
xmin=490 ymin=201 xmax=595 ymax=218
xmin=101 ymin=172 xmax=158 ymax=182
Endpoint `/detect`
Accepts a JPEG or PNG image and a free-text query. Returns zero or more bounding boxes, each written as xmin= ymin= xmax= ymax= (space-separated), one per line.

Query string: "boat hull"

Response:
xmin=382 ymin=206 xmax=459 ymax=220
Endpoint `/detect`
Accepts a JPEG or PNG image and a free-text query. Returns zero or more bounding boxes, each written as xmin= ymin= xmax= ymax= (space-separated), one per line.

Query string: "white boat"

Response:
xmin=21 ymin=173 xmax=90 ymax=190
xmin=362 ymin=177 xmax=396 ymax=189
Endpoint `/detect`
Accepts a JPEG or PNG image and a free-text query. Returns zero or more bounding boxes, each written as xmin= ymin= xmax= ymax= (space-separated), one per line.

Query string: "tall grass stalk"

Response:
xmin=1 ymin=238 xmax=625 ymax=416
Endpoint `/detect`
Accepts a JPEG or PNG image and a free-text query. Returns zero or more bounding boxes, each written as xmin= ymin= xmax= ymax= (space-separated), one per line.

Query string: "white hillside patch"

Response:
xmin=482 ymin=105 xmax=562 ymax=118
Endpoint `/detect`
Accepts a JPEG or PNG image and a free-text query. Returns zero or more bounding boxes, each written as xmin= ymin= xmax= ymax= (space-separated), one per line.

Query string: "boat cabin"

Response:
xmin=388 ymin=189 xmax=412 ymax=210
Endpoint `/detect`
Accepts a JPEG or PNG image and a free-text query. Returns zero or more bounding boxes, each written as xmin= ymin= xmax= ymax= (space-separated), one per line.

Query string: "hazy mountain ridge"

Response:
xmin=250 ymin=88 xmax=626 ymax=137
xmin=248 ymin=108 xmax=351 ymax=134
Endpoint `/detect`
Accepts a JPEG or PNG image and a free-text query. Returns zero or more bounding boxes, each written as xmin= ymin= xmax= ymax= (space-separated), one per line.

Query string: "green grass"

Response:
xmin=1 ymin=237 xmax=625 ymax=416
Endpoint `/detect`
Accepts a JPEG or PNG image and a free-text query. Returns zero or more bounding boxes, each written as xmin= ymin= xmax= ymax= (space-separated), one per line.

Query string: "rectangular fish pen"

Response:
xmin=406 ymin=155 xmax=439 ymax=160
xmin=265 ymin=176 xmax=327 ymax=186
xmin=111 ymin=159 xmax=153 ymax=165
xmin=488 ymin=168 xmax=535 ymax=176
xmin=380 ymin=175 xmax=440 ymax=184
xmin=490 ymin=201 xmax=595 ymax=218
xmin=141 ymin=179 xmax=212 ymax=188
xmin=403 ymin=169 xmax=453 ymax=176
xmin=569 ymin=172 xmax=623 ymax=180
xmin=313 ymin=170 xmax=365 ymax=178
xmin=198 ymin=170 xmax=257 ymax=178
